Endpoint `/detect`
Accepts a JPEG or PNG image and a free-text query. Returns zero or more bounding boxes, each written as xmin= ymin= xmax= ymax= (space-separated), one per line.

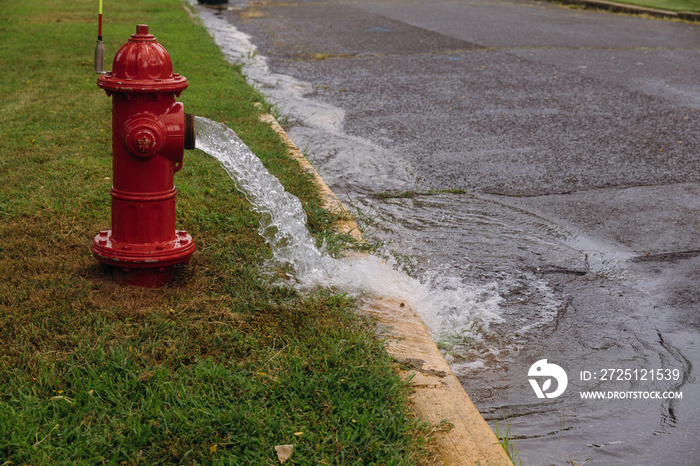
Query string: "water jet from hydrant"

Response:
xmin=194 ymin=116 xmax=324 ymax=275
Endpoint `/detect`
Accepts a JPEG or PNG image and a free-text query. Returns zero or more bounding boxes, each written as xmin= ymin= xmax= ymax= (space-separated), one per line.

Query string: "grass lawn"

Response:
xmin=573 ymin=0 xmax=700 ymax=12
xmin=0 ymin=0 xmax=430 ymax=463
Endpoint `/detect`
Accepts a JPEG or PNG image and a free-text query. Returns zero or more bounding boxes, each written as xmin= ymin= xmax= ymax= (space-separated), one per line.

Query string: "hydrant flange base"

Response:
xmin=91 ymin=229 xmax=195 ymax=269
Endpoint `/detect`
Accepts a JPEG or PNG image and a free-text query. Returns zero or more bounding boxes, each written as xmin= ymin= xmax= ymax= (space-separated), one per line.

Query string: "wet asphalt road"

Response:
xmin=223 ymin=0 xmax=700 ymax=196
xmin=205 ymin=0 xmax=700 ymax=463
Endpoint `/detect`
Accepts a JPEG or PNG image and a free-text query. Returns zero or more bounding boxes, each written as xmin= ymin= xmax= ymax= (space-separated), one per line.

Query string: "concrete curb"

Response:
xmin=260 ymin=112 xmax=513 ymax=465
xmin=554 ymin=0 xmax=700 ymax=21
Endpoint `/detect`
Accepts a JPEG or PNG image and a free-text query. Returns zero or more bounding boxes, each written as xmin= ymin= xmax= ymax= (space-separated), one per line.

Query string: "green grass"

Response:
xmin=375 ymin=189 xmax=466 ymax=200
xmin=493 ymin=417 xmax=520 ymax=466
xmin=610 ymin=0 xmax=700 ymax=12
xmin=563 ymin=0 xmax=700 ymax=12
xmin=0 ymin=0 xmax=429 ymax=463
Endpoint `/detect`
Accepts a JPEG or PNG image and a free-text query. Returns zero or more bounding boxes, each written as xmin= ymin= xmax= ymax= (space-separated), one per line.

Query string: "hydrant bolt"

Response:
xmin=137 ymin=135 xmax=153 ymax=151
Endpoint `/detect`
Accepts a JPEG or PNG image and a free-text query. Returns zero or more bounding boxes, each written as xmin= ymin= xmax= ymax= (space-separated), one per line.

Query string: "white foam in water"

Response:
xmin=194 ymin=116 xmax=505 ymax=342
xmin=421 ymin=271 xmax=504 ymax=336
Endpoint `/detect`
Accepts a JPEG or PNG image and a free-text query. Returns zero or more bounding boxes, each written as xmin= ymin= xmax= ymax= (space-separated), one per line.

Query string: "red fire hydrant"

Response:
xmin=92 ymin=24 xmax=196 ymax=287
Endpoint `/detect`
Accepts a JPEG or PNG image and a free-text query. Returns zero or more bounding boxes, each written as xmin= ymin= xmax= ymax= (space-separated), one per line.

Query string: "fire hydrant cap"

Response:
xmin=98 ymin=25 xmax=188 ymax=94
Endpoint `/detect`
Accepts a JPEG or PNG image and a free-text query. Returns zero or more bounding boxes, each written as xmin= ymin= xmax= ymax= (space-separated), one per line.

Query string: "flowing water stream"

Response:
xmin=195 ymin=116 xmax=324 ymax=275
xmin=195 ymin=116 xmax=506 ymax=336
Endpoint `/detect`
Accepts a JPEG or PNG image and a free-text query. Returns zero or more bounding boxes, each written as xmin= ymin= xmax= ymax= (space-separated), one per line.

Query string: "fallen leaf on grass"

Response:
xmin=275 ymin=444 xmax=293 ymax=463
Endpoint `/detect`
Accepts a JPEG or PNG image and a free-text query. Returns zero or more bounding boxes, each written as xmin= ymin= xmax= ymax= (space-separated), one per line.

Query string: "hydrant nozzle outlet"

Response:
xmin=92 ymin=24 xmax=195 ymax=288
xmin=185 ymin=113 xmax=196 ymax=151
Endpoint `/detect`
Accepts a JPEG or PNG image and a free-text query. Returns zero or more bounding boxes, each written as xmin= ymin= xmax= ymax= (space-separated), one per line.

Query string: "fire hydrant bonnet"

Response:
xmin=98 ymin=24 xmax=188 ymax=95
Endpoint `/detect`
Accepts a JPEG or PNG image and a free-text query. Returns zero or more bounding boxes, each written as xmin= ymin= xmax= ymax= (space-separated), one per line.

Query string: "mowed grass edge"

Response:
xmin=562 ymin=0 xmax=700 ymax=12
xmin=607 ymin=0 xmax=700 ymax=12
xmin=0 ymin=0 xmax=431 ymax=464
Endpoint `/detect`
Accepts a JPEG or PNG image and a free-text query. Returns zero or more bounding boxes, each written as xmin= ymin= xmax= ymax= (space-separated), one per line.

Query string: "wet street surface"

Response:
xmin=190 ymin=0 xmax=700 ymax=463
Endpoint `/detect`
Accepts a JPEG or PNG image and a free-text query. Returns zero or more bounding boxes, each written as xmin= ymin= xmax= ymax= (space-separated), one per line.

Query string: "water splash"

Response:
xmin=194 ymin=116 xmax=507 ymax=345
xmin=195 ymin=116 xmax=324 ymax=275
